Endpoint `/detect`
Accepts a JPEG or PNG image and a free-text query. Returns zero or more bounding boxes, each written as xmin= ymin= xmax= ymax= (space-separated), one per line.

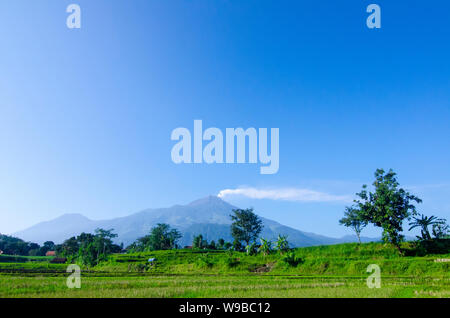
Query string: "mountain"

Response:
xmin=13 ymin=196 xmax=378 ymax=247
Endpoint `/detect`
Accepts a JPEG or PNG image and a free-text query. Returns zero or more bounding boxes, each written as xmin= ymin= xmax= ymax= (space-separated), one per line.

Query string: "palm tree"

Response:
xmin=408 ymin=214 xmax=441 ymax=240
xmin=275 ymin=235 xmax=289 ymax=254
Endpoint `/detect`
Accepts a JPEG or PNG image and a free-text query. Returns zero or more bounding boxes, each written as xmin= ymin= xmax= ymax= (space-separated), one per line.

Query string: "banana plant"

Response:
xmin=275 ymin=235 xmax=289 ymax=254
xmin=258 ymin=238 xmax=272 ymax=256
xmin=245 ymin=242 xmax=257 ymax=256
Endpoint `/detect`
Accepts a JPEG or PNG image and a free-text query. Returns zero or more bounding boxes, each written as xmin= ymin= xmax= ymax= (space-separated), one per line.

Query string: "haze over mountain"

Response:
xmin=13 ymin=196 xmax=378 ymax=247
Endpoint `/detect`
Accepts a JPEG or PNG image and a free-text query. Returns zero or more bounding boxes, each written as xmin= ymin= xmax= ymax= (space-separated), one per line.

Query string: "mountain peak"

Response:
xmin=56 ymin=213 xmax=91 ymax=222
xmin=188 ymin=195 xmax=228 ymax=207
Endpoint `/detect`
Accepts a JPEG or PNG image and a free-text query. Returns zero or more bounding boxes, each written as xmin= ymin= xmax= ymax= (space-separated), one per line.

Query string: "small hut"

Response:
xmin=50 ymin=257 xmax=67 ymax=264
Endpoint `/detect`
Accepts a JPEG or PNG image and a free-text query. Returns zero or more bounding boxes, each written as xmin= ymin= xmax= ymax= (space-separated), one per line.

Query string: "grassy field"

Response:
xmin=0 ymin=242 xmax=449 ymax=298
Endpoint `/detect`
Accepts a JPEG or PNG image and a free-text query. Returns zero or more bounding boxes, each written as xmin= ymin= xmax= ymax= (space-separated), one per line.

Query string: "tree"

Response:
xmin=150 ymin=224 xmax=181 ymax=250
xmin=354 ymin=169 xmax=422 ymax=251
xmin=43 ymin=241 xmax=55 ymax=251
xmin=78 ymin=241 xmax=96 ymax=267
xmin=339 ymin=207 xmax=368 ymax=244
xmin=28 ymin=243 xmax=41 ymax=256
xmin=258 ymin=238 xmax=272 ymax=256
xmin=132 ymin=224 xmax=182 ymax=251
xmin=217 ymin=238 xmax=225 ymax=249
xmin=431 ymin=218 xmax=449 ymax=239
xmin=76 ymin=233 xmax=96 ymax=266
xmin=232 ymin=238 xmax=243 ymax=252
xmin=0 ymin=234 xmax=42 ymax=256
xmin=223 ymin=242 xmax=232 ymax=250
xmin=93 ymin=228 xmax=118 ymax=264
xmin=38 ymin=241 xmax=56 ymax=256
xmin=408 ymin=214 xmax=442 ymax=241
xmin=59 ymin=236 xmax=79 ymax=257
xmin=193 ymin=234 xmax=207 ymax=249
xmin=230 ymin=208 xmax=263 ymax=247
xmin=275 ymin=235 xmax=289 ymax=254
xmin=149 ymin=224 xmax=169 ymax=250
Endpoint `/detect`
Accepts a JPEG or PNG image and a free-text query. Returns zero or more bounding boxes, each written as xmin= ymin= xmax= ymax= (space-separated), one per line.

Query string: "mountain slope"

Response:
xmin=14 ymin=196 xmax=377 ymax=247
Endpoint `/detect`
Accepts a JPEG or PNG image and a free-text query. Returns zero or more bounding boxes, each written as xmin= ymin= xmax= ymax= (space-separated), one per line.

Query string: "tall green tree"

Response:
xmin=217 ymin=238 xmax=225 ymax=249
xmin=77 ymin=233 xmax=96 ymax=266
xmin=354 ymin=169 xmax=421 ymax=251
xmin=94 ymin=228 xmax=118 ymax=264
xmin=59 ymin=236 xmax=80 ymax=257
xmin=132 ymin=224 xmax=182 ymax=251
xmin=193 ymin=234 xmax=207 ymax=249
xmin=230 ymin=208 xmax=263 ymax=247
xmin=57 ymin=229 xmax=120 ymax=265
xmin=339 ymin=207 xmax=368 ymax=244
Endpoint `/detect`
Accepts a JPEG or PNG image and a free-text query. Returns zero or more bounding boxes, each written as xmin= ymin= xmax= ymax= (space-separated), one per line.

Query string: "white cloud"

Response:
xmin=217 ymin=187 xmax=352 ymax=203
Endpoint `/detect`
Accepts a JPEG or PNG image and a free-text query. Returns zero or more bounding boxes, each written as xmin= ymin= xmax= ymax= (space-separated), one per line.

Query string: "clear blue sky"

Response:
xmin=1 ymin=1 xmax=449 ymax=238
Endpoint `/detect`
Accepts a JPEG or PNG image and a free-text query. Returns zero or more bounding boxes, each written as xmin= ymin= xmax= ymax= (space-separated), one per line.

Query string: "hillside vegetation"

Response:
xmin=3 ymin=241 xmax=445 ymax=277
xmin=1 ymin=241 xmax=448 ymax=298
xmin=94 ymin=241 xmax=450 ymax=277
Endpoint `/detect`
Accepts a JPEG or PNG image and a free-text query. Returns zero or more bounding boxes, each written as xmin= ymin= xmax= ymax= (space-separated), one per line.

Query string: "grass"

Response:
xmin=0 ymin=241 xmax=448 ymax=298
xmin=0 ymin=254 xmax=53 ymax=263
xmin=0 ymin=275 xmax=448 ymax=298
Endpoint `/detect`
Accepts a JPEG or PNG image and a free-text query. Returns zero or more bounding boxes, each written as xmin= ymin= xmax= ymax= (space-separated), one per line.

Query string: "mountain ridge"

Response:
xmin=13 ymin=196 xmax=379 ymax=247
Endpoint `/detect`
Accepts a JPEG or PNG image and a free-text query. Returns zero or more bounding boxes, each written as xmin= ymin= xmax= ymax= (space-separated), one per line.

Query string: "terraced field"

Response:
xmin=1 ymin=242 xmax=449 ymax=298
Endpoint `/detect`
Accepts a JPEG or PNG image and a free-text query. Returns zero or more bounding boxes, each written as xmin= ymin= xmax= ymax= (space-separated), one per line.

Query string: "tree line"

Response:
xmin=0 ymin=234 xmax=56 ymax=257
xmin=125 ymin=207 xmax=290 ymax=257
xmin=0 ymin=229 xmax=123 ymax=267
xmin=57 ymin=229 xmax=122 ymax=266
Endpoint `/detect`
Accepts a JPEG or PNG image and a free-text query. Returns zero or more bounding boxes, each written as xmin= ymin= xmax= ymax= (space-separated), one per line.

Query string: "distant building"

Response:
xmin=184 ymin=246 xmax=193 ymax=249
xmin=46 ymin=251 xmax=56 ymax=257
xmin=50 ymin=257 xmax=67 ymax=264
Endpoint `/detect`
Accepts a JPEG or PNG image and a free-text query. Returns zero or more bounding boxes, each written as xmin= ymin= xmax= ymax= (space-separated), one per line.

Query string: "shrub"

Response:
xmin=224 ymin=256 xmax=240 ymax=268
xmin=282 ymin=252 xmax=303 ymax=267
xmin=196 ymin=254 xmax=215 ymax=268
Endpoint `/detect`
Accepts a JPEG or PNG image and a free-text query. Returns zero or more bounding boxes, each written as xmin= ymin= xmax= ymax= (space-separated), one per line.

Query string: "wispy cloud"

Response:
xmin=218 ymin=187 xmax=352 ymax=203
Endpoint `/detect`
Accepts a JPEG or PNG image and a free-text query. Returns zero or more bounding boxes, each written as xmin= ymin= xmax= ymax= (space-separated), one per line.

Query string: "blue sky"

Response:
xmin=0 ymin=1 xmax=449 ymax=239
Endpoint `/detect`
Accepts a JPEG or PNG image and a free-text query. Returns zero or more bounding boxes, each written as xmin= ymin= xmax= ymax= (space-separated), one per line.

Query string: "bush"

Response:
xmin=127 ymin=262 xmax=149 ymax=272
xmin=282 ymin=252 xmax=303 ymax=267
xmin=196 ymin=254 xmax=215 ymax=268
xmin=405 ymin=239 xmax=450 ymax=256
xmin=224 ymin=256 xmax=240 ymax=268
